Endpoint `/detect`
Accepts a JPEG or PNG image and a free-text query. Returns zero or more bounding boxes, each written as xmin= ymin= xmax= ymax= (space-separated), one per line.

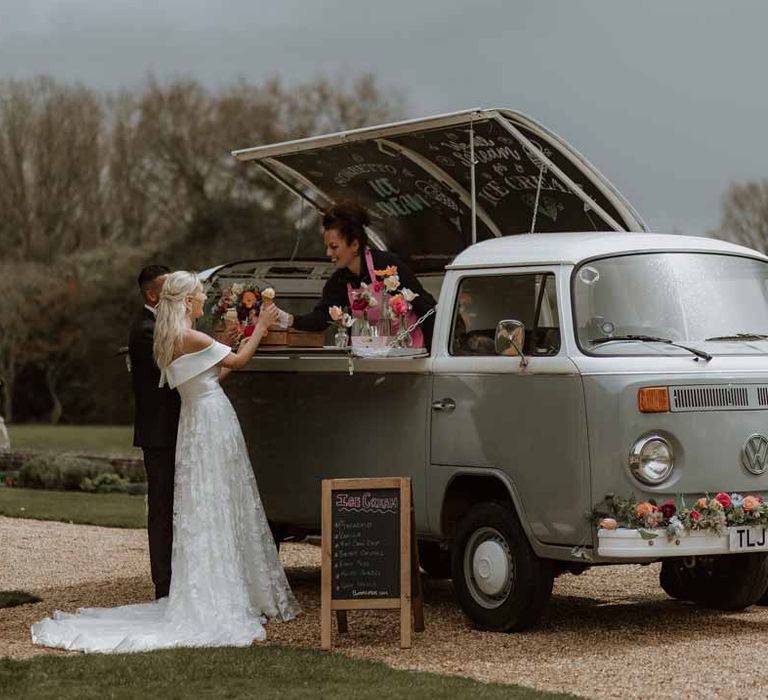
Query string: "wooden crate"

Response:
xmin=260 ymin=328 xmax=289 ymax=346
xmin=260 ymin=328 xmax=325 ymax=348
xmin=287 ymin=329 xmax=326 ymax=347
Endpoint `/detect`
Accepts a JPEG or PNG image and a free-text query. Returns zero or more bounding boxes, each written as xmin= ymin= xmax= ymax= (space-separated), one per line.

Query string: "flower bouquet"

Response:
xmin=374 ymin=266 xmax=419 ymax=348
xmin=210 ymin=282 xmax=263 ymax=346
xmin=328 ymin=306 xmax=354 ymax=348
xmin=349 ymin=282 xmax=381 ymax=347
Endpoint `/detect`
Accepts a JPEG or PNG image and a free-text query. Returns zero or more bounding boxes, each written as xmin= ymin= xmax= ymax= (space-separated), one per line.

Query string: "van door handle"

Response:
xmin=431 ymin=398 xmax=456 ymax=411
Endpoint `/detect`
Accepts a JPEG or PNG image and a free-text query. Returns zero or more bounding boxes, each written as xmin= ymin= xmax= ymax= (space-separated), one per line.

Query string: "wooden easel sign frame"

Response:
xmin=321 ymin=477 xmax=423 ymax=650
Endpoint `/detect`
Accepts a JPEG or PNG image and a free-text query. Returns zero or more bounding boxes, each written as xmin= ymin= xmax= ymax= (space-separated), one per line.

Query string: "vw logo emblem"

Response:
xmin=742 ymin=434 xmax=768 ymax=475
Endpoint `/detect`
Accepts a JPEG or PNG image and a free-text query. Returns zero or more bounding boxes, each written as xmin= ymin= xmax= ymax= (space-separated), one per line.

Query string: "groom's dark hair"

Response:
xmin=137 ymin=265 xmax=171 ymax=291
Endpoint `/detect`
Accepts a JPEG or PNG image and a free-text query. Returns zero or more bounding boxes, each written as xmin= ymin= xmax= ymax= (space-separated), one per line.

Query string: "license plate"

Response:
xmin=729 ymin=526 xmax=768 ymax=552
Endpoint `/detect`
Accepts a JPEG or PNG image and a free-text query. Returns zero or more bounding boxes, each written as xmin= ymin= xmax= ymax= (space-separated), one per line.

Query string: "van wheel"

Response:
xmin=757 ymin=585 xmax=768 ymax=606
xmin=418 ymin=541 xmax=451 ymax=579
xmin=450 ymin=502 xmax=554 ymax=631
xmin=662 ymin=555 xmax=768 ymax=610
xmin=694 ymin=554 xmax=768 ymax=610
xmin=659 ymin=560 xmax=699 ymax=601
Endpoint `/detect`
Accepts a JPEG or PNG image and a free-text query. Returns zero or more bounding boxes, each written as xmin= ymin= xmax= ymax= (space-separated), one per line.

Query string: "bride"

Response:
xmin=32 ymin=271 xmax=300 ymax=652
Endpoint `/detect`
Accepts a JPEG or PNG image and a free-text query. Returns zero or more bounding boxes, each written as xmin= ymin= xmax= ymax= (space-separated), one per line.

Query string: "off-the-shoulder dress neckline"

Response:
xmin=169 ymin=341 xmax=218 ymax=366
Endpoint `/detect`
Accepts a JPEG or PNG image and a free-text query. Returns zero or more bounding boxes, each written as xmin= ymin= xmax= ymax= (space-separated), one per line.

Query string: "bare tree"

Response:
xmin=0 ymin=73 xmax=406 ymax=424
xmin=712 ymin=179 xmax=768 ymax=253
xmin=0 ymin=262 xmax=48 ymax=421
xmin=0 ymin=78 xmax=107 ymax=263
xmin=25 ymin=265 xmax=85 ymax=423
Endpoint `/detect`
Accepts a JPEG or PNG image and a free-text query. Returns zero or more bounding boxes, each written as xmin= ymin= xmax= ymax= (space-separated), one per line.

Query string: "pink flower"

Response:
xmin=690 ymin=510 xmax=701 ymax=521
xmin=372 ymin=281 xmax=384 ymax=294
xmin=329 ymin=306 xmax=344 ymax=322
xmin=351 ymin=297 xmax=369 ymax=312
xmin=599 ymin=518 xmax=618 ymax=530
xmin=389 ymin=294 xmax=409 ymax=316
xmin=715 ymin=492 xmax=732 ymax=509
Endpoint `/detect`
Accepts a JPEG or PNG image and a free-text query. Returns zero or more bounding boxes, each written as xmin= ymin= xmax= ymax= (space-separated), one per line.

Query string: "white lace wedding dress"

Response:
xmin=31 ymin=341 xmax=299 ymax=652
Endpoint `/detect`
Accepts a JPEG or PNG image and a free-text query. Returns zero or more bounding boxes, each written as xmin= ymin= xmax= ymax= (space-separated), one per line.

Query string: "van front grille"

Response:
xmin=670 ymin=384 xmax=768 ymax=412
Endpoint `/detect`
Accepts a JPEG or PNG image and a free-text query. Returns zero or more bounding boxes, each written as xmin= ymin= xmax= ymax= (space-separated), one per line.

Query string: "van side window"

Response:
xmin=450 ymin=273 xmax=560 ymax=356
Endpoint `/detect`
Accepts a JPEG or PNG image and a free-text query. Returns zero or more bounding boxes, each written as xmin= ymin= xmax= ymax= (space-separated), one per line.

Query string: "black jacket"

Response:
xmin=292 ymin=249 xmax=437 ymax=349
xmin=128 ymin=308 xmax=181 ymax=449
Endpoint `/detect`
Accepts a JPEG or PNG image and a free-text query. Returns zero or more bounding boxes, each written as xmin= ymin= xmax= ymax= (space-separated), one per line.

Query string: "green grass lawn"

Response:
xmin=0 ymin=646 xmax=572 ymax=700
xmin=0 ymin=487 xmax=146 ymax=528
xmin=6 ymin=424 xmax=139 ymax=457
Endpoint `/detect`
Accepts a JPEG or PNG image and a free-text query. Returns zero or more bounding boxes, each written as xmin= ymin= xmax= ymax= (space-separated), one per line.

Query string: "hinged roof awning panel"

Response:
xmin=233 ymin=109 xmax=646 ymax=270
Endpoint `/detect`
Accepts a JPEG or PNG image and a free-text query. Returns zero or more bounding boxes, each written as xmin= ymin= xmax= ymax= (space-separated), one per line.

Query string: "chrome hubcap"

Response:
xmin=464 ymin=527 xmax=514 ymax=609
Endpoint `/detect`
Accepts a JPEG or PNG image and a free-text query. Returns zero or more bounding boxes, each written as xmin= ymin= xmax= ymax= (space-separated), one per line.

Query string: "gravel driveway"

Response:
xmin=2 ymin=515 xmax=767 ymax=699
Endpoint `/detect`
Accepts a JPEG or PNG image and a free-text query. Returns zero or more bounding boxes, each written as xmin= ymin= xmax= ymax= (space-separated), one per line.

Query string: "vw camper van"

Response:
xmin=204 ymin=109 xmax=768 ymax=630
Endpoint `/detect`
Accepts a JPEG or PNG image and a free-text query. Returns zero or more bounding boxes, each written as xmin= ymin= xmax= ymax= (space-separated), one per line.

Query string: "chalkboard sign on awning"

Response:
xmin=321 ymin=477 xmax=424 ymax=650
xmin=233 ymin=109 xmax=647 ymax=272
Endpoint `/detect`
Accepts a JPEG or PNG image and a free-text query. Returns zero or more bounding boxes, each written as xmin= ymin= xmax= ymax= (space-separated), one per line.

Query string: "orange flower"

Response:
xmin=696 ymin=497 xmax=708 ymax=510
xmin=241 ymin=290 xmax=258 ymax=309
xmin=743 ymin=496 xmax=760 ymax=513
xmin=635 ymin=502 xmax=655 ymax=518
xmin=599 ymin=518 xmax=618 ymax=530
xmin=374 ymin=265 xmax=398 ymax=278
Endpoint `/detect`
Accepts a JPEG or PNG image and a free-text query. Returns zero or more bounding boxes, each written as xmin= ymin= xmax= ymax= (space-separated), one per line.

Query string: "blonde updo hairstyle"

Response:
xmin=153 ymin=271 xmax=201 ymax=370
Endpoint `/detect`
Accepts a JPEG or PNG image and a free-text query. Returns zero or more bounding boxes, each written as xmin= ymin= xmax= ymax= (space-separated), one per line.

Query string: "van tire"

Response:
xmin=694 ymin=553 xmax=768 ymax=610
xmin=661 ymin=554 xmax=768 ymax=610
xmin=450 ymin=501 xmax=554 ymax=631
xmin=418 ymin=541 xmax=452 ymax=579
xmin=659 ymin=560 xmax=699 ymax=601
xmin=757 ymin=585 xmax=768 ymax=606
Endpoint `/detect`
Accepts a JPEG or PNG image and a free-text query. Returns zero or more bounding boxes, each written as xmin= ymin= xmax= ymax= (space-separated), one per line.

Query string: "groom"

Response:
xmin=129 ymin=265 xmax=181 ymax=599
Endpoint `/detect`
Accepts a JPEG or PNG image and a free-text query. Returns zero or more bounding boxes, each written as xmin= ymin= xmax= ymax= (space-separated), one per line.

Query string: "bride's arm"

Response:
xmin=218 ymin=304 xmax=279 ymax=379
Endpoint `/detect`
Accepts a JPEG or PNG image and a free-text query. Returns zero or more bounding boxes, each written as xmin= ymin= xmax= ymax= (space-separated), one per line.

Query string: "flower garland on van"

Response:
xmin=594 ymin=492 xmax=768 ymax=539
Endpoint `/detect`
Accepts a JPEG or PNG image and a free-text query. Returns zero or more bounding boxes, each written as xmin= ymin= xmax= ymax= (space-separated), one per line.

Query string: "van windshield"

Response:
xmin=573 ymin=252 xmax=768 ymax=353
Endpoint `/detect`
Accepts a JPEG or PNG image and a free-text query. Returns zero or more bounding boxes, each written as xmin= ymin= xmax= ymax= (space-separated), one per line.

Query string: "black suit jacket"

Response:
xmin=128 ymin=308 xmax=181 ymax=449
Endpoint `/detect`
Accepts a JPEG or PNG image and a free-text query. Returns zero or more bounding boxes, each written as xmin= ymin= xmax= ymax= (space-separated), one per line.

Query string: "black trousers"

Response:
xmin=142 ymin=447 xmax=175 ymax=599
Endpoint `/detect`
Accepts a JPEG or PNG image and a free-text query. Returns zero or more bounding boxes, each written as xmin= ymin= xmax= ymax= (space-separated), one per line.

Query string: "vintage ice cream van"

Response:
xmin=208 ymin=109 xmax=768 ymax=630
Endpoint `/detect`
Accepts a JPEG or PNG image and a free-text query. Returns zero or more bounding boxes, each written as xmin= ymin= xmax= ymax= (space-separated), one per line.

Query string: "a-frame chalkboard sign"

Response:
xmin=321 ymin=477 xmax=424 ymax=649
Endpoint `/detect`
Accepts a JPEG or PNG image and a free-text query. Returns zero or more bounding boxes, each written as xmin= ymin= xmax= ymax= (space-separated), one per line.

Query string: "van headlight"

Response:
xmin=629 ymin=434 xmax=674 ymax=485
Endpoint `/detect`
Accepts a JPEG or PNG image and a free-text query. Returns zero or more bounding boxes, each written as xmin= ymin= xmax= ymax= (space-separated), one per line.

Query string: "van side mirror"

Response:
xmin=495 ymin=320 xmax=528 ymax=367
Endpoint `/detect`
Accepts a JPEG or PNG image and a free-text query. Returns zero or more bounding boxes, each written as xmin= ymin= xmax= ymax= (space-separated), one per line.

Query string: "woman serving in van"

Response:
xmin=278 ymin=201 xmax=437 ymax=350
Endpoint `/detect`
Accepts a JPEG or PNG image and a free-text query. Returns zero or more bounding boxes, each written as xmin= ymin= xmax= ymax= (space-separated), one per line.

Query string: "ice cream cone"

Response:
xmin=261 ymin=287 xmax=276 ymax=307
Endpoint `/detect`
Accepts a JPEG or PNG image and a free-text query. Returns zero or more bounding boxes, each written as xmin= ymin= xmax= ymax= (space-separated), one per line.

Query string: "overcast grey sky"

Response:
xmin=0 ymin=0 xmax=765 ymax=235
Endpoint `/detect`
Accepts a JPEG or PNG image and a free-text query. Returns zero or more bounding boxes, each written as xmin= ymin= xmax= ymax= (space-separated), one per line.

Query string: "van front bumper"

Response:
xmin=598 ymin=526 xmax=768 ymax=558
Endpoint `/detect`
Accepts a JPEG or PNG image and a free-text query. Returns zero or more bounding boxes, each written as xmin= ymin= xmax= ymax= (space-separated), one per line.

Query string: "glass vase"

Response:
xmin=352 ymin=310 xmax=377 ymax=342
xmin=363 ymin=310 xmax=378 ymax=338
xmin=397 ymin=314 xmax=413 ymax=348
xmin=333 ymin=325 xmax=349 ymax=348
xmin=377 ymin=301 xmax=392 ymax=339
